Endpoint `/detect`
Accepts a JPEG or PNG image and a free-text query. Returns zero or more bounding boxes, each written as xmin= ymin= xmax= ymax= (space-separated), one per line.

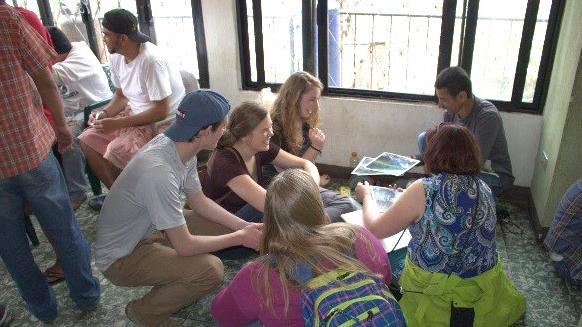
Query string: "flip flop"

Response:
xmin=44 ymin=267 xmax=65 ymax=285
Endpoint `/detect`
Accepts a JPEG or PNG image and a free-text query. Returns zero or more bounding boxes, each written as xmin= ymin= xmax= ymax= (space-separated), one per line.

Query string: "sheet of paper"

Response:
xmin=350 ymin=156 xmax=389 ymax=176
xmin=362 ymin=152 xmax=420 ymax=176
xmin=341 ymin=210 xmax=411 ymax=253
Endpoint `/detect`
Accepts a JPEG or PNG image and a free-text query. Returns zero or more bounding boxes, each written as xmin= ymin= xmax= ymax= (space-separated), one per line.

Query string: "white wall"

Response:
xmin=202 ymin=0 xmax=541 ymax=187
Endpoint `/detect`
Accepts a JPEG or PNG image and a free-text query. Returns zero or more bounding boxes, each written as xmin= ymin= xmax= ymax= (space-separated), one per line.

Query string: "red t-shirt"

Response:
xmin=203 ymin=142 xmax=280 ymax=213
xmin=15 ymin=7 xmax=54 ymax=125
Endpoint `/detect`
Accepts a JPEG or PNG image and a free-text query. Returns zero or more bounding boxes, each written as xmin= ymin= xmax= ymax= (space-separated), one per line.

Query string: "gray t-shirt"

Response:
xmin=95 ymin=134 xmax=201 ymax=271
xmin=444 ymin=97 xmax=514 ymax=188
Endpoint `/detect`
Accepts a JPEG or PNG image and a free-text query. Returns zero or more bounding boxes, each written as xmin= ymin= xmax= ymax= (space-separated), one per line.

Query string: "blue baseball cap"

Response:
xmin=164 ymin=90 xmax=230 ymax=142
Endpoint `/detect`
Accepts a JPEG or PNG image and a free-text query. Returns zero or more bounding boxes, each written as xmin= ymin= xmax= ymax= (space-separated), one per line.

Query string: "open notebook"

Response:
xmin=341 ymin=209 xmax=411 ymax=253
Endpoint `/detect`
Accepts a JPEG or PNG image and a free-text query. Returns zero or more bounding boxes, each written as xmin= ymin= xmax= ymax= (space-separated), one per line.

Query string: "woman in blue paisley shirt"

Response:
xmin=356 ymin=124 xmax=525 ymax=327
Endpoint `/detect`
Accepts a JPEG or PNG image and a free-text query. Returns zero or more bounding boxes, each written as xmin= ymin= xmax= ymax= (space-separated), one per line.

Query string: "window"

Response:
xmin=238 ymin=0 xmax=304 ymax=86
xmin=238 ymin=0 xmax=564 ymax=113
xmin=28 ymin=0 xmax=210 ymax=88
xmin=14 ymin=0 xmax=42 ymax=17
xmin=470 ymin=0 xmax=529 ymax=101
xmin=151 ymin=1 xmax=201 ymax=77
xmin=261 ymin=1 xmax=303 ymax=83
xmin=523 ymin=0 xmax=553 ymax=103
xmin=88 ymin=0 xmax=137 ymax=62
xmin=329 ymin=1 xmax=442 ymax=95
xmin=48 ymin=0 xmax=91 ymax=44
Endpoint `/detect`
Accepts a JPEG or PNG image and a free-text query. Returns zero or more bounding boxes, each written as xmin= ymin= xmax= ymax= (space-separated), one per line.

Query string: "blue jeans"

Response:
xmin=417 ymin=131 xmax=504 ymax=196
xmin=0 ymin=152 xmax=100 ymax=321
xmin=214 ymin=204 xmax=263 ymax=260
xmin=62 ymin=120 xmax=88 ymax=200
xmin=235 ymin=203 xmax=264 ymax=223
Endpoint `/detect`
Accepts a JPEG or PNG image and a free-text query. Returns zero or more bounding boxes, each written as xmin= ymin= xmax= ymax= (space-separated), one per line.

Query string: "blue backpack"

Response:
xmin=292 ymin=264 xmax=407 ymax=327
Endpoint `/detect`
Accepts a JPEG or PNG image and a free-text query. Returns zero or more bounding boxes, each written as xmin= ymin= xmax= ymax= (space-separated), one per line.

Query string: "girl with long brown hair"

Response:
xmin=203 ymin=101 xmax=353 ymax=225
xmin=270 ymin=71 xmax=324 ymax=160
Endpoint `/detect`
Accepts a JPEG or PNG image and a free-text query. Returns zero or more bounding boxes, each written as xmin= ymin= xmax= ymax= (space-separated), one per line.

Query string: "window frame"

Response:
xmin=237 ymin=0 xmax=566 ymax=114
xmin=30 ymin=0 xmax=210 ymax=88
xmin=236 ymin=0 xmax=316 ymax=92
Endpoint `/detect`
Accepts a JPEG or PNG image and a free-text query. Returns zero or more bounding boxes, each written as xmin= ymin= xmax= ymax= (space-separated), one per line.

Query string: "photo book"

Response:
xmin=351 ymin=152 xmax=420 ymax=176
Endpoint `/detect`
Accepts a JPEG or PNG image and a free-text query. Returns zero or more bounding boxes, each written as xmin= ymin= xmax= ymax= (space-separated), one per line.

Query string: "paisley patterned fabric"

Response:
xmin=408 ymin=173 xmax=498 ymax=278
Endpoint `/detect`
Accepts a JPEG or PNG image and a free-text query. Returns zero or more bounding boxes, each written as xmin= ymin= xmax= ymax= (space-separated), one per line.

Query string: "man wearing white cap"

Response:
xmin=95 ymin=90 xmax=262 ymax=326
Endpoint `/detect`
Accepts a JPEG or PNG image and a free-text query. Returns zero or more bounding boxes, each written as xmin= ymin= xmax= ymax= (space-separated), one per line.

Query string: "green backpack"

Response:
xmin=292 ymin=264 xmax=407 ymax=327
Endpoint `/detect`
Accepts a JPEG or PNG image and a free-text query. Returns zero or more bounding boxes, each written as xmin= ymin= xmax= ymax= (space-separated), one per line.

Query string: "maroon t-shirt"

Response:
xmin=204 ymin=142 xmax=280 ymax=213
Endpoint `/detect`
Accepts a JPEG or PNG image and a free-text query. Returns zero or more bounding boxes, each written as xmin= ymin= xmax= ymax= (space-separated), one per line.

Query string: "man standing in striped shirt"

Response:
xmin=0 ymin=2 xmax=100 ymax=323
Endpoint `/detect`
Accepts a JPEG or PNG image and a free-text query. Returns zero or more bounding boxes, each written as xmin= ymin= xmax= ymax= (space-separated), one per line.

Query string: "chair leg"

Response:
xmin=86 ymin=165 xmax=102 ymax=196
xmin=24 ymin=214 xmax=40 ymax=247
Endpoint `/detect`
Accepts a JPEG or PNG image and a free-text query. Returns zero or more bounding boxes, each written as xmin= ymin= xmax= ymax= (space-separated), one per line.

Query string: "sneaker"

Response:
xmin=0 ymin=304 xmax=11 ymax=327
xmin=87 ymin=194 xmax=106 ymax=211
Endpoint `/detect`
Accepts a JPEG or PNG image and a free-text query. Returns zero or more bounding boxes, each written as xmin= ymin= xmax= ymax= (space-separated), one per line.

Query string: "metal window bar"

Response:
xmin=252 ymin=0 xmax=265 ymax=88
xmin=302 ymin=0 xmax=316 ymax=75
xmin=236 ymin=0 xmax=255 ymax=88
xmin=437 ymin=0 xmax=456 ymax=75
xmin=136 ymin=0 xmax=156 ymax=44
xmin=37 ymin=0 xmax=55 ymax=25
xmin=533 ymin=0 xmax=565 ymax=113
xmin=316 ymin=0 xmax=328 ymax=90
xmin=191 ymin=0 xmax=209 ymax=88
xmin=459 ymin=0 xmax=478 ymax=74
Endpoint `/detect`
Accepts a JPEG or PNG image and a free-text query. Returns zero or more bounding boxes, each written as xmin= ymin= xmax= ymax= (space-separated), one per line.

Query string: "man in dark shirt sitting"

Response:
xmin=417 ymin=66 xmax=514 ymax=195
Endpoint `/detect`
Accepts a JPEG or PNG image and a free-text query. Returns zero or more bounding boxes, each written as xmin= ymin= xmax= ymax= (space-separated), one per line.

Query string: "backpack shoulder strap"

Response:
xmin=269 ymin=256 xmax=315 ymax=285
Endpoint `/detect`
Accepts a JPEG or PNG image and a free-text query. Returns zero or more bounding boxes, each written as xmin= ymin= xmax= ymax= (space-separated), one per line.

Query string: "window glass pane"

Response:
xmin=151 ymin=0 xmax=199 ymax=78
xmin=328 ymin=0 xmax=442 ymax=95
xmin=523 ymin=0 xmax=551 ymax=103
xmin=246 ymin=0 xmax=257 ymax=82
xmin=89 ymin=0 xmax=137 ymax=62
xmin=471 ymin=0 xmax=528 ymax=101
xmin=16 ymin=0 xmax=41 ymax=17
xmin=261 ymin=0 xmax=302 ymax=84
xmin=49 ymin=1 xmax=89 ymax=43
xmin=450 ymin=3 xmax=465 ymax=67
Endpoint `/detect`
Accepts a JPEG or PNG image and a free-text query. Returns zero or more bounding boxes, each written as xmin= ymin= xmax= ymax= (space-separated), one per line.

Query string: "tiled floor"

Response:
xmin=1 ymin=190 xmax=580 ymax=326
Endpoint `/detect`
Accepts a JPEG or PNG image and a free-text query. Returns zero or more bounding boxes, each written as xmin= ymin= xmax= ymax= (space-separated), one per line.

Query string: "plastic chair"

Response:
xmin=83 ymin=64 xmax=114 ymax=196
